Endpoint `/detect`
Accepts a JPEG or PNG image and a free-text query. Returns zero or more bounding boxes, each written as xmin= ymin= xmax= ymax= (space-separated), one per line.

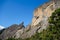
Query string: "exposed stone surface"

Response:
xmin=0 ymin=22 xmax=25 ymax=40
xmin=0 ymin=0 xmax=60 ymax=40
xmin=31 ymin=0 xmax=60 ymax=26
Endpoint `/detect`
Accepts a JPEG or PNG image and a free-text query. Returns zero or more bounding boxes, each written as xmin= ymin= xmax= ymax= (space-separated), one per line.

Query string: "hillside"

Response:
xmin=24 ymin=8 xmax=60 ymax=40
xmin=0 ymin=0 xmax=60 ymax=40
xmin=7 ymin=8 xmax=60 ymax=40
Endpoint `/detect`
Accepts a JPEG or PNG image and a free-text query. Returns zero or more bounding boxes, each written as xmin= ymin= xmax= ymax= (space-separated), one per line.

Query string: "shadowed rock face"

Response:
xmin=0 ymin=0 xmax=60 ymax=40
xmin=0 ymin=29 xmax=5 ymax=34
xmin=0 ymin=22 xmax=25 ymax=40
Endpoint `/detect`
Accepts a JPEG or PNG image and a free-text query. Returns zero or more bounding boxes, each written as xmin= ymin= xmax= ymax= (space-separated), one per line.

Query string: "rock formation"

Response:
xmin=0 ymin=0 xmax=60 ymax=40
xmin=0 ymin=22 xmax=25 ymax=40
xmin=32 ymin=0 xmax=60 ymax=26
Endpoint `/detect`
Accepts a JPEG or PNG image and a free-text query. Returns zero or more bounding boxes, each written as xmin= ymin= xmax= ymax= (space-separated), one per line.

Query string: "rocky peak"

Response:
xmin=18 ymin=22 xmax=25 ymax=29
xmin=0 ymin=0 xmax=60 ymax=40
xmin=0 ymin=22 xmax=25 ymax=40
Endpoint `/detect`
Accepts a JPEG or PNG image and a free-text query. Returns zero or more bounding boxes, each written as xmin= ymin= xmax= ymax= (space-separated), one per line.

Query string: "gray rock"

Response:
xmin=0 ymin=22 xmax=25 ymax=40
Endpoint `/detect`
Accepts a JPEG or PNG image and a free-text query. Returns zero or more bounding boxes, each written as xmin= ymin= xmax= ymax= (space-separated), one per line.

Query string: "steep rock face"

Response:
xmin=28 ymin=0 xmax=60 ymax=38
xmin=15 ymin=24 xmax=32 ymax=39
xmin=31 ymin=0 xmax=60 ymax=26
xmin=0 ymin=22 xmax=25 ymax=40
xmin=0 ymin=0 xmax=60 ymax=40
xmin=32 ymin=1 xmax=54 ymax=26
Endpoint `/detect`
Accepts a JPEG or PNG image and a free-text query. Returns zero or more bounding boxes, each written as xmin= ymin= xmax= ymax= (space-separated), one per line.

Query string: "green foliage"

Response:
xmin=7 ymin=8 xmax=60 ymax=40
xmin=24 ymin=8 xmax=60 ymax=40
xmin=7 ymin=38 xmax=16 ymax=40
xmin=7 ymin=38 xmax=23 ymax=40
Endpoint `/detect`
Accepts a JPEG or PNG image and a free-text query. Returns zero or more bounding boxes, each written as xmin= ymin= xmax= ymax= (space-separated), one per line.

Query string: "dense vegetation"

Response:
xmin=7 ymin=8 xmax=60 ymax=40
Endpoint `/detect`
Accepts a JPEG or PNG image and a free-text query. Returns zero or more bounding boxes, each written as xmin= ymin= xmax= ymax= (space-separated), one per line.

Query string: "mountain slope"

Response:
xmin=0 ymin=22 xmax=25 ymax=40
xmin=6 ymin=8 xmax=60 ymax=40
xmin=24 ymin=8 xmax=60 ymax=40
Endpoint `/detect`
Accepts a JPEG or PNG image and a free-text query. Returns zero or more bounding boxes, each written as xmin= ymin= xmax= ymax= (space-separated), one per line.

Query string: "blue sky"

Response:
xmin=0 ymin=0 xmax=49 ymax=28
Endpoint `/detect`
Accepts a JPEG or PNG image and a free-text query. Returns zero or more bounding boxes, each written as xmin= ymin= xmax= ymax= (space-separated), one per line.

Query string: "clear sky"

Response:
xmin=0 ymin=0 xmax=49 ymax=28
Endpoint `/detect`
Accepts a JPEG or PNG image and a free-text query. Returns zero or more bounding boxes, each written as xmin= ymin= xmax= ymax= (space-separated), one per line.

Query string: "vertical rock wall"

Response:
xmin=31 ymin=0 xmax=57 ymax=26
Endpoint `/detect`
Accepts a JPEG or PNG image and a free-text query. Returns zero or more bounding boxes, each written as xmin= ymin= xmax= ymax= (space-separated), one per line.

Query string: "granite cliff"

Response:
xmin=0 ymin=0 xmax=60 ymax=40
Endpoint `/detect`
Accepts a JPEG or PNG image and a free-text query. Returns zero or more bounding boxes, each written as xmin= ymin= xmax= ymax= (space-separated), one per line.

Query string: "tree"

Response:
xmin=25 ymin=8 xmax=60 ymax=40
xmin=6 ymin=8 xmax=60 ymax=40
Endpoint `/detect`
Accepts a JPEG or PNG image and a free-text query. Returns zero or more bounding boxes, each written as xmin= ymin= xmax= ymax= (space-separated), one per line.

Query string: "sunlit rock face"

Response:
xmin=0 ymin=0 xmax=60 ymax=40
xmin=31 ymin=0 xmax=60 ymax=26
xmin=0 ymin=22 xmax=25 ymax=40
xmin=22 ymin=0 xmax=60 ymax=38
xmin=54 ymin=0 xmax=60 ymax=8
